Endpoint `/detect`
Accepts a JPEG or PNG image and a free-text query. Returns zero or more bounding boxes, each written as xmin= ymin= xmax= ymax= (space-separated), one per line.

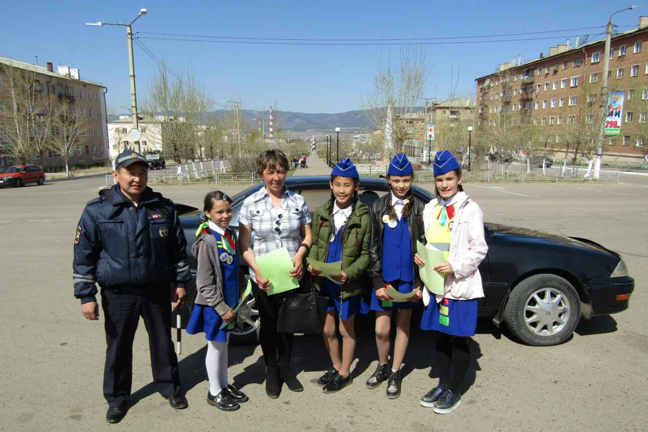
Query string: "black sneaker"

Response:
xmin=420 ymin=385 xmax=447 ymax=408
xmin=366 ymin=363 xmax=391 ymax=389
xmin=386 ymin=370 xmax=402 ymax=399
xmin=323 ymin=373 xmax=352 ymax=394
xmin=432 ymin=389 xmax=461 ymax=414
xmin=224 ymin=384 xmax=249 ymax=403
xmin=317 ymin=368 xmax=338 ymax=387
xmin=207 ymin=390 xmax=240 ymax=411
xmin=265 ymin=365 xmax=282 ymax=399
xmin=279 ymin=364 xmax=304 ymax=392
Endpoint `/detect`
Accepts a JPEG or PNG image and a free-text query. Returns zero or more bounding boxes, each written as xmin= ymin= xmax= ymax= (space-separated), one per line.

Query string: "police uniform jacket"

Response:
xmin=73 ymin=185 xmax=191 ymax=303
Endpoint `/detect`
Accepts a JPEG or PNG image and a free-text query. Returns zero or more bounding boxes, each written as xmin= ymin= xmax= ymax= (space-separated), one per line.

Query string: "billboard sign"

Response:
xmin=605 ymin=91 xmax=625 ymax=137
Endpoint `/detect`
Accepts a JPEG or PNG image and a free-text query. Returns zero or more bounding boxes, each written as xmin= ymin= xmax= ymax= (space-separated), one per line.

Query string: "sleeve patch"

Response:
xmin=74 ymin=225 xmax=82 ymax=244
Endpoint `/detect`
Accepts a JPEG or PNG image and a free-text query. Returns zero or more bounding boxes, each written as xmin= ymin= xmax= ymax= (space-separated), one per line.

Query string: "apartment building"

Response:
xmin=475 ymin=18 xmax=648 ymax=162
xmin=430 ymin=98 xmax=476 ymax=126
xmin=0 ymin=56 xmax=109 ymax=168
xmin=107 ymin=115 xmax=164 ymax=160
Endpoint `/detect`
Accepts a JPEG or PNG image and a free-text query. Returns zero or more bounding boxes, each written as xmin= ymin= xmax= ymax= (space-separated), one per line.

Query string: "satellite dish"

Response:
xmin=128 ymin=128 xmax=142 ymax=142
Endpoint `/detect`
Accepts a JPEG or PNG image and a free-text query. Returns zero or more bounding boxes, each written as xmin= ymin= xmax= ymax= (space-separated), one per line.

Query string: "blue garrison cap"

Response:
xmin=433 ymin=150 xmax=461 ymax=177
xmin=331 ymin=158 xmax=359 ymax=179
xmin=388 ymin=153 xmax=414 ymax=176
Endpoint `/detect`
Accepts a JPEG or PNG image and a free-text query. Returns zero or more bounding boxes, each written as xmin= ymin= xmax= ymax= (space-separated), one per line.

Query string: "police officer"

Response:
xmin=73 ymin=150 xmax=191 ymax=423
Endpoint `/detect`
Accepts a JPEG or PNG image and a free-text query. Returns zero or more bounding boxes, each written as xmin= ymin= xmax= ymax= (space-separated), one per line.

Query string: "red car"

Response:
xmin=0 ymin=165 xmax=46 ymax=187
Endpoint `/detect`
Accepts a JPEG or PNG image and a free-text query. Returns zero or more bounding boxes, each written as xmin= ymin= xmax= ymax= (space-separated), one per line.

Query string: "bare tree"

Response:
xmin=361 ymin=47 xmax=428 ymax=154
xmin=50 ymin=101 xmax=88 ymax=176
xmin=0 ymin=64 xmax=53 ymax=164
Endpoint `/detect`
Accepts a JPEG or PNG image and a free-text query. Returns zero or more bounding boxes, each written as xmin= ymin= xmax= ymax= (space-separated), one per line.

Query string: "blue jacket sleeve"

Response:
xmin=171 ymin=206 xmax=191 ymax=286
xmin=73 ymin=207 xmax=101 ymax=303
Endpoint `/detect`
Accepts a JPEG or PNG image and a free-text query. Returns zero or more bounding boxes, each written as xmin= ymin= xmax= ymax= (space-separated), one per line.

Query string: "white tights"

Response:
xmin=206 ymin=334 xmax=230 ymax=396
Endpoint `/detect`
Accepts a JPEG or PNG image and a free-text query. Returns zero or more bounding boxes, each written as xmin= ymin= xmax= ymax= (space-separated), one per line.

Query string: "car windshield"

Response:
xmin=4 ymin=167 xmax=22 ymax=173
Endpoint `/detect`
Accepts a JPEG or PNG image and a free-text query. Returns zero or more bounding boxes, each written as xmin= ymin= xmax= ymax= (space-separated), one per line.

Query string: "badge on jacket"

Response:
xmin=74 ymin=225 xmax=82 ymax=244
xmin=383 ymin=214 xmax=397 ymax=228
xmin=159 ymin=228 xmax=169 ymax=238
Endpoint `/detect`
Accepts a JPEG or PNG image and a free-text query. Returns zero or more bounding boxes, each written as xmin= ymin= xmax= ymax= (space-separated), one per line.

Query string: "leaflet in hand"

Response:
xmin=416 ymin=240 xmax=446 ymax=296
xmin=219 ymin=280 xmax=252 ymax=330
xmin=307 ymin=258 xmax=342 ymax=282
xmin=385 ymin=285 xmax=419 ymax=302
xmin=256 ymin=247 xmax=300 ymax=296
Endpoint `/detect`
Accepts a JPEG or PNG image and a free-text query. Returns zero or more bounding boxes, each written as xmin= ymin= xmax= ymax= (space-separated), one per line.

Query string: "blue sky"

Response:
xmin=1 ymin=0 xmax=642 ymax=114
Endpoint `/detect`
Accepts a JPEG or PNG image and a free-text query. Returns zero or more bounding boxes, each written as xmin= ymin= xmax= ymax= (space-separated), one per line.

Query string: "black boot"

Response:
xmin=366 ymin=363 xmax=391 ymax=389
xmin=279 ymin=363 xmax=303 ymax=392
xmin=265 ymin=365 xmax=282 ymax=399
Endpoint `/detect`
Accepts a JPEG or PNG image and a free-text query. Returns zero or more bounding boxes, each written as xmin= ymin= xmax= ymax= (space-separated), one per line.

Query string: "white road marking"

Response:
xmin=471 ymin=184 xmax=537 ymax=198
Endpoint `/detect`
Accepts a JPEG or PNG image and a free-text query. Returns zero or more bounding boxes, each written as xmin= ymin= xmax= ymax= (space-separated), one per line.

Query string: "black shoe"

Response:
xmin=366 ymin=363 xmax=391 ymax=389
xmin=386 ymin=370 xmax=402 ymax=399
xmin=207 ymin=391 xmax=240 ymax=411
xmin=317 ymin=368 xmax=338 ymax=387
xmin=323 ymin=373 xmax=352 ymax=394
xmin=433 ymin=389 xmax=461 ymax=414
xmin=420 ymin=385 xmax=447 ymax=408
xmin=168 ymin=394 xmax=189 ymax=410
xmin=279 ymin=364 xmax=304 ymax=392
xmin=224 ymin=384 xmax=249 ymax=403
xmin=265 ymin=365 xmax=282 ymax=399
xmin=106 ymin=404 xmax=128 ymax=424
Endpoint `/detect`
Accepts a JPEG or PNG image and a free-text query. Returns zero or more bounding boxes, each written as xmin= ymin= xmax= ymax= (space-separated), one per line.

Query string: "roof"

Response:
xmin=433 ymin=98 xmax=476 ymax=109
xmin=474 ymin=25 xmax=648 ymax=81
xmin=0 ymin=55 xmax=105 ymax=88
xmin=108 ymin=116 xmax=162 ymax=125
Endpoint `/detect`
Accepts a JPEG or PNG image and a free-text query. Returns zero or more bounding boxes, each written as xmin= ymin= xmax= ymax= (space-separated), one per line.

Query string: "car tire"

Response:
xmin=504 ymin=274 xmax=580 ymax=346
xmin=229 ymin=296 xmax=261 ymax=345
xmin=15 ymin=178 xmax=24 ymax=188
xmin=37 ymin=177 xmax=45 ymax=185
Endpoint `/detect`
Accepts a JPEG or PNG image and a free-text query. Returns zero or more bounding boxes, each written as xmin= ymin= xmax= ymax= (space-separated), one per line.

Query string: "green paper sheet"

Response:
xmin=256 ymin=247 xmax=300 ymax=296
xmin=385 ymin=286 xmax=419 ymax=303
xmin=416 ymin=241 xmax=447 ymax=296
xmin=219 ymin=280 xmax=253 ymax=330
xmin=307 ymin=258 xmax=342 ymax=282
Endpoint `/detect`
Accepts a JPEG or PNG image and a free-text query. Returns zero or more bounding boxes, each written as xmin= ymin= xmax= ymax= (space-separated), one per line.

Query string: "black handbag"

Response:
xmin=276 ymin=289 xmax=329 ymax=334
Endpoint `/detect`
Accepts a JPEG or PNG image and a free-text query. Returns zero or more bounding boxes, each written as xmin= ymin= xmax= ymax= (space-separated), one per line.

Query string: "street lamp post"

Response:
xmin=335 ymin=127 xmax=340 ymax=162
xmin=326 ymin=135 xmax=330 ymax=166
xmin=594 ymin=5 xmax=639 ymax=179
xmin=87 ymin=8 xmax=147 ymax=153
xmin=467 ymin=126 xmax=473 ymax=172
xmin=328 ymin=134 xmax=332 ymax=166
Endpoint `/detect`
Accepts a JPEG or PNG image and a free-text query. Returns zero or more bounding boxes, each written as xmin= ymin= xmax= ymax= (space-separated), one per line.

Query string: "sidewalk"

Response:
xmin=294 ymin=157 xmax=331 ymax=176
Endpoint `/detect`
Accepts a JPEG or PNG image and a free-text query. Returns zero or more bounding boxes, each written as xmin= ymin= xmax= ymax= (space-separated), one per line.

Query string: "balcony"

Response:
xmin=58 ymin=94 xmax=75 ymax=104
xmin=519 ymin=91 xmax=534 ymax=101
xmin=521 ymin=75 xmax=535 ymax=83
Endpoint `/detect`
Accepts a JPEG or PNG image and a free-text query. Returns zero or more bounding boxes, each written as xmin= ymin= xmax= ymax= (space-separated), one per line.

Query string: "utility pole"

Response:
xmin=594 ymin=5 xmax=638 ymax=179
xmin=222 ymin=100 xmax=242 ymax=157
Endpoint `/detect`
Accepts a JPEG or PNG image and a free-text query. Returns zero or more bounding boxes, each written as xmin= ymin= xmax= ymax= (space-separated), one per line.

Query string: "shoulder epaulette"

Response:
xmin=86 ymin=197 xmax=103 ymax=206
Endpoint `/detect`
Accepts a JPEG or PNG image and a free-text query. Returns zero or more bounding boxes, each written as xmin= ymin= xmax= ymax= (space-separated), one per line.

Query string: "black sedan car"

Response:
xmin=178 ymin=176 xmax=634 ymax=347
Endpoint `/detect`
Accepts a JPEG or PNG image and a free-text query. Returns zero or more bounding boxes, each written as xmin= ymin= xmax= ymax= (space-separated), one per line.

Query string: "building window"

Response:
xmin=592 ymin=52 xmax=601 ymax=63
xmin=570 ymin=76 xmax=579 ymax=87
xmin=631 ymin=65 xmax=640 ymax=77
xmin=92 ymin=145 xmax=97 ymax=153
xmin=91 ymin=128 xmax=95 ymax=136
xmin=568 ymin=115 xmax=576 ymax=124
xmin=559 ymin=97 xmax=565 ymax=107
xmin=545 ymin=67 xmax=550 ymax=74
xmin=551 ymin=98 xmax=557 ymax=108
xmin=609 ymin=138 xmax=616 ymax=146
xmin=141 ymin=141 xmax=147 ymax=147
xmin=535 ymin=101 xmax=540 ymax=109
xmin=512 ymin=104 xmax=516 ymax=111
xmin=543 ymin=100 xmax=548 ymax=109
xmin=563 ymin=60 xmax=568 ymax=70
xmin=533 ymin=118 xmax=538 ymax=125
xmin=573 ymin=58 xmax=582 ymax=67
xmin=90 ymin=109 xmax=94 ymax=118
xmin=544 ymin=82 xmax=549 ymax=91
xmin=623 ymin=135 xmax=630 ymax=146
xmin=637 ymin=137 xmax=644 ymax=147
xmin=569 ymin=96 xmax=577 ymax=106
xmin=552 ymin=81 xmax=558 ymax=90
xmin=557 ymin=116 xmax=563 ymax=125
xmin=121 ymin=128 xmax=127 ymax=133
xmin=610 ymin=47 xmax=615 ymax=59
xmin=526 ymin=101 xmax=532 ymax=109
xmin=141 ymin=127 xmax=147 ymax=133
xmin=619 ymin=44 xmax=627 ymax=56
xmin=556 ymin=135 xmax=561 ymax=143
xmin=561 ymin=78 xmax=567 ymax=88
xmin=626 ymin=111 xmax=634 ymax=122
xmin=629 ymin=89 xmax=635 ymax=101
xmin=587 ymin=94 xmax=597 ymax=103
xmin=535 ymin=84 xmax=541 ymax=93
xmin=541 ymin=117 xmax=546 ymax=126
xmin=640 ymin=112 xmax=648 ymax=123
xmin=513 ymin=89 xmax=517 ymax=96
xmin=634 ymin=41 xmax=642 ymax=53
xmin=81 ymin=108 xmax=86 ymax=117
xmin=96 ymin=92 xmax=100 ymax=101
xmin=586 ymin=114 xmax=595 ymax=124
xmin=589 ymin=72 xmax=600 ymax=83
xmin=549 ymin=116 xmax=555 ymax=125
xmin=617 ymin=68 xmax=625 ymax=79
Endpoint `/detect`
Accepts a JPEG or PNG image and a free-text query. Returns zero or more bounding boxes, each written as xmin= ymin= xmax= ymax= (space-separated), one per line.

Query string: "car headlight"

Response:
xmin=611 ymin=260 xmax=629 ymax=278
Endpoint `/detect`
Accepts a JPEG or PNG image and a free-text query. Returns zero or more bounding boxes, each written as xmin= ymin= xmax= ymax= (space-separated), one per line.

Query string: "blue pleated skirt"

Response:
xmin=369 ymin=280 xmax=423 ymax=311
xmin=186 ymin=304 xmax=231 ymax=343
xmin=420 ymin=298 xmax=478 ymax=337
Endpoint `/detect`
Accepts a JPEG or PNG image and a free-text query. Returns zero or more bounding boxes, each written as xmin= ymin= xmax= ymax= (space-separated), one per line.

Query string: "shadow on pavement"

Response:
xmin=575 ymin=315 xmax=618 ymax=337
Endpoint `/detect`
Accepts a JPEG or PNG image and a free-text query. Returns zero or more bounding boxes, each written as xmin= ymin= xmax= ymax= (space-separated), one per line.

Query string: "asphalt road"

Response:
xmin=1 ymin=175 xmax=647 ymax=432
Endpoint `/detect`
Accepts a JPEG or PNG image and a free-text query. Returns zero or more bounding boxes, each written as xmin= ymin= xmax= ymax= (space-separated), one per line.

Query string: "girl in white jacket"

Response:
xmin=414 ymin=150 xmax=488 ymax=414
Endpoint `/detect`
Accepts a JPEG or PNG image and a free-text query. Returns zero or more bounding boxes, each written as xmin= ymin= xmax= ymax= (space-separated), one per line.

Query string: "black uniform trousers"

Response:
xmin=101 ymin=287 xmax=181 ymax=406
xmin=251 ymin=281 xmax=294 ymax=367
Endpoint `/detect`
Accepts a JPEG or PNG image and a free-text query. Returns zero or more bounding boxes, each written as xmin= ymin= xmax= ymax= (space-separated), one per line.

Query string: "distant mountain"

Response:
xmin=110 ymin=109 xmax=380 ymax=132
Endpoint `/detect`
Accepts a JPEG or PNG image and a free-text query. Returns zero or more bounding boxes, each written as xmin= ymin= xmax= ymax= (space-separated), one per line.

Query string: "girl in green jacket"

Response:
xmin=307 ymin=158 xmax=372 ymax=394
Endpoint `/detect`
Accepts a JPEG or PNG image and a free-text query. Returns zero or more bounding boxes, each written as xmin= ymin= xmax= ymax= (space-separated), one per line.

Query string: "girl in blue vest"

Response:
xmin=187 ymin=191 xmax=249 ymax=412
xmin=307 ymin=159 xmax=372 ymax=393
xmin=366 ymin=153 xmax=426 ymax=399
xmin=416 ymin=150 xmax=488 ymax=414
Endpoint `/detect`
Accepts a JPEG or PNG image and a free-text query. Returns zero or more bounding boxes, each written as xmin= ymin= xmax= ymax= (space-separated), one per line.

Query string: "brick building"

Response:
xmin=475 ymin=18 xmax=648 ymax=162
xmin=0 ymin=56 xmax=108 ymax=169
